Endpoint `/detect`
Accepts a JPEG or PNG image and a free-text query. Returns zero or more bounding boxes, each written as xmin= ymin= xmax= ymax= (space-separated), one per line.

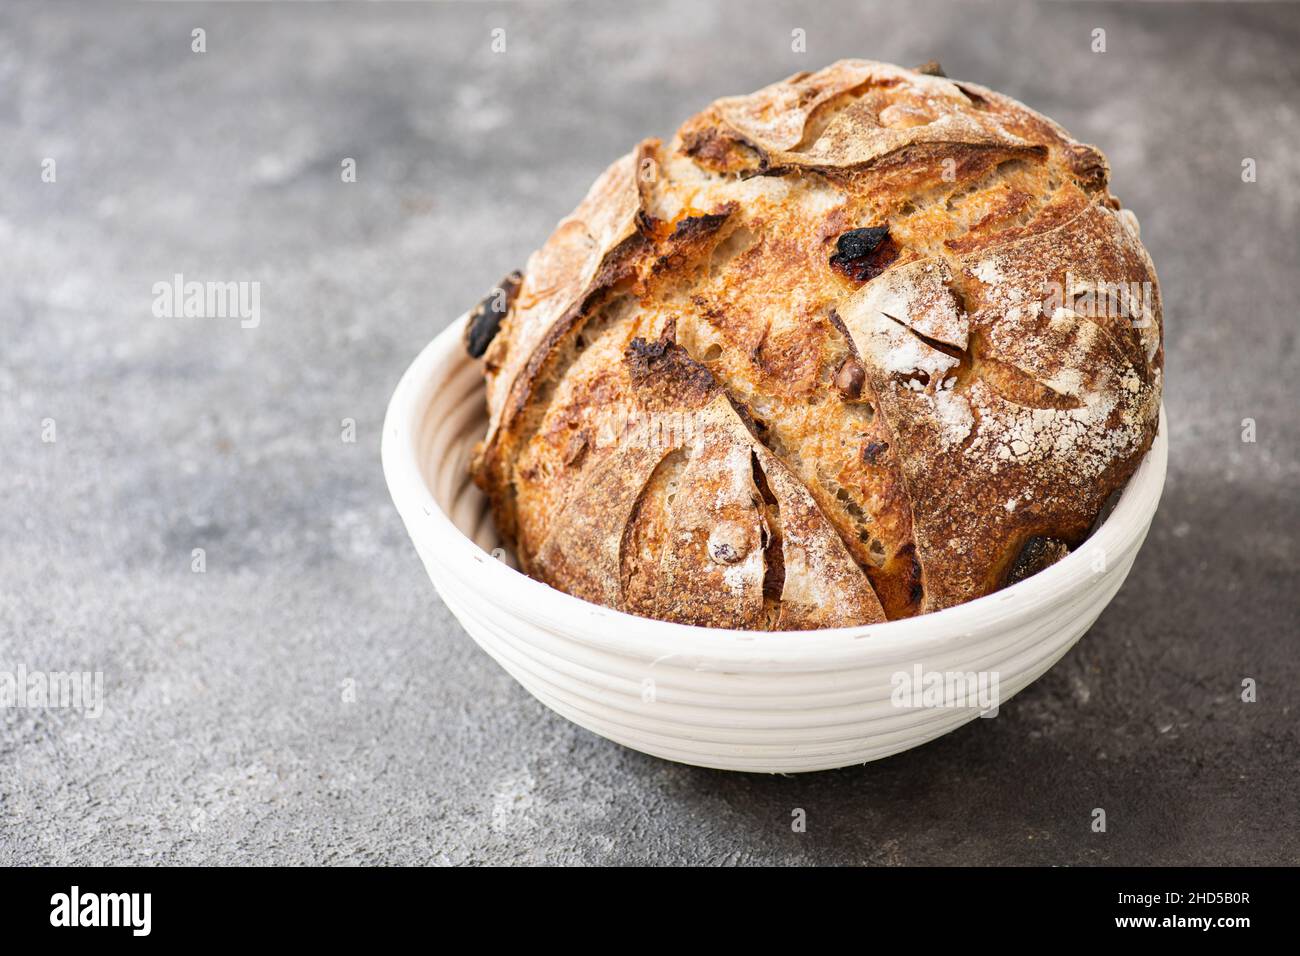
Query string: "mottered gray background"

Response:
xmin=1 ymin=0 xmax=1297 ymax=865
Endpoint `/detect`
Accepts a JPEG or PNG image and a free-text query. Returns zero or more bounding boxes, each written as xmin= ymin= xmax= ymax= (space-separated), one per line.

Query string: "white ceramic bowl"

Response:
xmin=383 ymin=316 xmax=1168 ymax=773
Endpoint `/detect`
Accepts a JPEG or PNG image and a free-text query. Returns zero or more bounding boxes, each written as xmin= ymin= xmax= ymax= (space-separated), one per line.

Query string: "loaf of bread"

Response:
xmin=467 ymin=59 xmax=1163 ymax=629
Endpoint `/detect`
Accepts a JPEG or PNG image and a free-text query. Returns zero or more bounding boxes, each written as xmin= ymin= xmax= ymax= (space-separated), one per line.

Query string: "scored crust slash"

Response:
xmin=460 ymin=58 xmax=1163 ymax=630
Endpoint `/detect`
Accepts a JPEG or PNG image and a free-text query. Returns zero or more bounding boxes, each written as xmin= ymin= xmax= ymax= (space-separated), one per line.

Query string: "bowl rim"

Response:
xmin=383 ymin=315 xmax=1168 ymax=665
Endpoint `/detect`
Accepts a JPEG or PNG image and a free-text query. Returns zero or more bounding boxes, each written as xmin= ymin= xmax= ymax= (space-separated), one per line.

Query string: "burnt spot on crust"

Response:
xmin=679 ymin=126 xmax=729 ymax=163
xmin=670 ymin=211 xmax=733 ymax=241
xmin=829 ymin=227 xmax=900 ymax=283
xmin=1002 ymin=535 xmax=1071 ymax=587
xmin=649 ymin=204 xmax=737 ymax=276
xmin=464 ymin=270 xmax=523 ymax=358
xmin=624 ymin=332 xmax=719 ymax=411
xmin=836 ymin=226 xmax=890 ymax=259
xmin=634 ymin=209 xmax=662 ymax=237
xmin=679 ymin=125 xmax=765 ymax=175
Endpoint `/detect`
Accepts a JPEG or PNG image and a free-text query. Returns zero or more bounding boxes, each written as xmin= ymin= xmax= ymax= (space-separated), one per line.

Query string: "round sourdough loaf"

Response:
xmin=466 ymin=59 xmax=1163 ymax=629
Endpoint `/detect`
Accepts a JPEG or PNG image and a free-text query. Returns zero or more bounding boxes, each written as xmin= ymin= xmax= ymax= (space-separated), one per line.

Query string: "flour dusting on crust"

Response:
xmin=471 ymin=59 xmax=1164 ymax=625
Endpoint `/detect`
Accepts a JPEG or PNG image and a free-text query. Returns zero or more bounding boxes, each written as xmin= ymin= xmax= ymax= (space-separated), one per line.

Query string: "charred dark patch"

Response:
xmin=836 ymin=226 xmax=890 ymax=259
xmin=670 ymin=211 xmax=732 ymax=241
xmin=1003 ymin=536 xmax=1071 ymax=587
xmin=829 ymin=226 xmax=899 ymax=283
xmin=649 ymin=204 xmax=737 ymax=276
xmin=635 ymin=209 xmax=661 ymax=237
xmin=626 ymin=335 xmax=669 ymax=361
xmin=464 ymin=270 xmax=523 ymax=358
xmin=680 ymin=127 xmax=728 ymax=162
xmin=680 ymin=127 xmax=764 ymax=174
xmin=624 ymin=332 xmax=719 ymax=410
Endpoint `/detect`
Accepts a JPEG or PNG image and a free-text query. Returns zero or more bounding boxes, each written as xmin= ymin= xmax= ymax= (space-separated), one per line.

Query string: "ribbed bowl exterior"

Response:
xmin=383 ymin=318 xmax=1168 ymax=773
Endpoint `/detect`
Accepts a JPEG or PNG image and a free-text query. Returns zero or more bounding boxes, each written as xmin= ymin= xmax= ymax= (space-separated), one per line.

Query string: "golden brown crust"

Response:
xmin=468 ymin=59 xmax=1163 ymax=628
xmin=527 ymin=334 xmax=886 ymax=628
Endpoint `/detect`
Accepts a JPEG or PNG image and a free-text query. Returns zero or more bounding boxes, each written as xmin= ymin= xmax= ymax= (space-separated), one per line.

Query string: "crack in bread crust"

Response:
xmin=471 ymin=59 xmax=1163 ymax=628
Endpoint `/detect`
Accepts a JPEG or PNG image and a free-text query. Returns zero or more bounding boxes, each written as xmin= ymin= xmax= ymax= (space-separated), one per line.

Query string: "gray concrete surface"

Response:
xmin=1 ymin=0 xmax=1297 ymax=866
